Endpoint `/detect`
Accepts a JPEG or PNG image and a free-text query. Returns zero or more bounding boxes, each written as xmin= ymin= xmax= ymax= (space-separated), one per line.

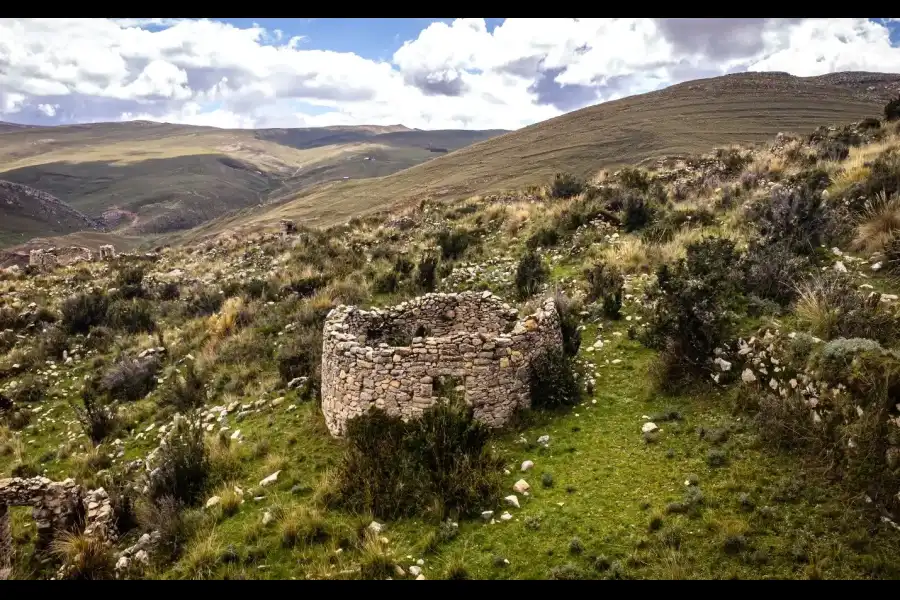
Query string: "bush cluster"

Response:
xmin=332 ymin=400 xmax=504 ymax=519
xmin=584 ymin=261 xmax=624 ymax=318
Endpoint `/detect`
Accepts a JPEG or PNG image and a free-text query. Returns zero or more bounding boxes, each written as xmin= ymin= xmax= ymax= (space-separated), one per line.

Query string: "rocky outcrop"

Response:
xmin=321 ymin=291 xmax=564 ymax=437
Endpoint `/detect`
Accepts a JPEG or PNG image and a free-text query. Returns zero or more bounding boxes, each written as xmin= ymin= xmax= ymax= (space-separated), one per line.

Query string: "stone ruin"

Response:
xmin=28 ymin=249 xmax=58 ymax=271
xmin=98 ymin=244 xmax=116 ymax=260
xmin=0 ymin=477 xmax=116 ymax=577
xmin=281 ymin=219 xmax=297 ymax=235
xmin=321 ymin=291 xmax=564 ymax=437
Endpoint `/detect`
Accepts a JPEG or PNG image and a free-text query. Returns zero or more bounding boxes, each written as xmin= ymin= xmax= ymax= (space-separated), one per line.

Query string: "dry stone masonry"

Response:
xmin=0 ymin=477 xmax=116 ymax=572
xmin=321 ymin=291 xmax=564 ymax=436
xmin=28 ymin=249 xmax=58 ymax=270
xmin=99 ymin=244 xmax=116 ymax=260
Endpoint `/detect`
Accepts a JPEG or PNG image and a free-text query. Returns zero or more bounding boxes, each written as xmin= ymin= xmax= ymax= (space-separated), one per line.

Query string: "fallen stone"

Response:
xmin=513 ymin=479 xmax=530 ymax=494
xmin=521 ymin=460 xmax=534 ymax=472
xmin=504 ymin=495 xmax=520 ymax=509
xmin=641 ymin=422 xmax=659 ymax=434
xmin=205 ymin=496 xmax=221 ymax=509
xmin=259 ymin=471 xmax=280 ymax=487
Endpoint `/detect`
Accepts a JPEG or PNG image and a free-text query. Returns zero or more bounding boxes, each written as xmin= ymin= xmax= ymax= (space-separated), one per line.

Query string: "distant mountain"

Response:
xmin=0 ymin=121 xmax=507 ymax=247
xmin=243 ymin=71 xmax=900 ymax=232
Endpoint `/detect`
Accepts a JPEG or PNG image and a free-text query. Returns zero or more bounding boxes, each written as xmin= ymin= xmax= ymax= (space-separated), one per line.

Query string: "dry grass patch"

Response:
xmin=853 ymin=192 xmax=900 ymax=253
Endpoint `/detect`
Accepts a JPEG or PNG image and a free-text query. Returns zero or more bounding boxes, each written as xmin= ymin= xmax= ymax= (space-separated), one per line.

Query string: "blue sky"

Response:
xmin=1 ymin=18 xmax=899 ymax=131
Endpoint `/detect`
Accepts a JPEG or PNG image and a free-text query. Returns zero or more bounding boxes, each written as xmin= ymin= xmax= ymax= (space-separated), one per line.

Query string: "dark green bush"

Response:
xmin=184 ymin=288 xmax=224 ymax=317
xmin=715 ymin=147 xmax=751 ymax=176
xmin=156 ymin=282 xmax=181 ymax=301
xmin=529 ymin=348 xmax=581 ymax=409
xmin=884 ymin=96 xmax=900 ymax=122
xmin=284 ymin=275 xmax=329 ymax=298
xmin=642 ymin=208 xmax=716 ymax=243
xmin=115 ymin=266 xmax=147 ymax=300
xmin=106 ymin=299 xmax=155 ymax=334
xmin=436 ymin=229 xmax=471 ymax=260
xmin=550 ymin=172 xmax=586 ymax=198
xmin=71 ymin=378 xmax=119 ymax=444
xmin=61 ymin=292 xmax=110 ymax=334
xmin=740 ymin=239 xmax=810 ymax=307
xmin=641 ymin=238 xmax=741 ymax=383
xmin=884 ymin=235 xmax=900 ymax=275
xmin=333 ymin=400 xmax=504 ymax=520
xmin=622 ymin=192 xmax=656 ymax=232
xmin=584 ymin=261 xmax=624 ymax=318
xmin=526 ymin=227 xmax=560 ymax=250
xmin=103 ymin=356 xmax=161 ymax=403
xmin=394 ymin=256 xmax=415 ymax=277
xmin=554 ymin=293 xmax=582 ymax=357
xmin=859 ymin=117 xmax=881 ymax=130
xmin=373 ymin=271 xmax=399 ymax=294
xmin=417 ymin=256 xmax=438 ymax=292
xmin=8 ymin=374 xmax=46 ymax=404
xmin=617 ymin=167 xmax=650 ymax=192
xmin=799 ymin=273 xmax=900 ymax=345
xmin=276 ymin=326 xmax=322 ymax=399
xmin=748 ymin=180 xmax=838 ymax=255
xmin=148 ymin=416 xmax=210 ymax=507
xmin=159 ymin=363 xmax=207 ymax=412
xmin=515 ymin=251 xmax=548 ymax=299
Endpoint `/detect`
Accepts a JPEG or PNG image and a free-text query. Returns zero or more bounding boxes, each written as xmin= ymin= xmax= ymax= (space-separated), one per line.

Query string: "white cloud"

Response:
xmin=0 ymin=18 xmax=899 ymax=131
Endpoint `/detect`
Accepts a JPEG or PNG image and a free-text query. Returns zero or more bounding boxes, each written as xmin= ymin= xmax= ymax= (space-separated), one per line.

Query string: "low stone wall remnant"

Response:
xmin=321 ymin=291 xmax=564 ymax=437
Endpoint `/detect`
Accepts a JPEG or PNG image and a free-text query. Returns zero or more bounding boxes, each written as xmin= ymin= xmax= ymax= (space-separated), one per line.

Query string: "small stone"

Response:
xmin=259 ymin=471 xmax=280 ymax=487
xmin=481 ymin=510 xmax=494 ymax=520
xmin=500 ymin=511 xmax=513 ymax=521
xmin=415 ymin=574 xmax=425 ymax=581
xmin=116 ymin=556 xmax=130 ymax=571
xmin=521 ymin=460 xmax=534 ymax=472
xmin=741 ymin=369 xmax=757 ymax=384
xmin=513 ymin=479 xmax=530 ymax=494
xmin=394 ymin=565 xmax=406 ymax=577
xmin=262 ymin=510 xmax=273 ymax=525
xmin=834 ymin=261 xmax=847 ymax=273
xmin=134 ymin=550 xmax=149 ymax=564
xmin=641 ymin=422 xmax=658 ymax=434
xmin=537 ymin=435 xmax=550 ymax=446
xmin=505 ymin=495 xmax=520 ymax=509
xmin=367 ymin=521 xmax=385 ymax=534
xmin=409 ymin=565 xmax=422 ymax=576
xmin=205 ymin=496 xmax=221 ymax=508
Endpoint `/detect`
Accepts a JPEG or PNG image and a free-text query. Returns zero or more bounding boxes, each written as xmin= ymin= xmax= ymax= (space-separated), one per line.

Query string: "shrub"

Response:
xmin=185 ymin=288 xmax=224 ymax=317
xmin=159 ymin=363 xmax=207 ymax=412
xmin=284 ymin=275 xmax=328 ymax=298
xmin=641 ymin=238 xmax=741 ymax=383
xmin=115 ymin=266 xmax=147 ymax=300
xmin=394 ymin=256 xmax=415 ymax=277
xmin=642 ymin=208 xmax=716 ymax=243
xmin=275 ymin=326 xmax=322 ymax=399
xmin=716 ymin=147 xmax=751 ymax=176
xmin=794 ymin=273 xmax=900 ymax=344
xmin=8 ymin=374 xmax=47 ymax=404
xmin=584 ymin=261 xmax=624 ymax=318
xmin=373 ymin=271 xmax=399 ymax=294
xmin=526 ymin=227 xmax=560 ymax=250
xmin=61 ymin=292 xmax=110 ymax=334
xmin=416 ymin=255 xmax=438 ymax=292
xmin=333 ymin=400 xmax=504 ymax=520
xmin=34 ymin=325 xmax=69 ymax=361
xmin=739 ymin=240 xmax=810 ymax=307
xmin=103 ymin=356 xmax=160 ymax=402
xmin=436 ymin=229 xmax=471 ymax=260
xmin=148 ymin=415 xmax=210 ymax=507
xmin=550 ymin=172 xmax=586 ymax=198
xmin=618 ymin=167 xmax=651 ymax=192
xmin=884 ymin=235 xmax=900 ymax=275
xmin=137 ymin=495 xmax=197 ymax=562
xmin=747 ymin=181 xmax=837 ymax=255
xmin=515 ymin=251 xmax=548 ymax=299
xmin=554 ymin=293 xmax=582 ymax=357
xmin=157 ymin=281 xmax=181 ymax=301
xmin=859 ymin=150 xmax=900 ymax=201
xmin=529 ymin=348 xmax=581 ymax=409
xmin=106 ymin=298 xmax=155 ymax=334
xmin=622 ymin=193 xmax=656 ymax=232
xmin=859 ymin=117 xmax=882 ymax=130
xmin=207 ymin=297 xmax=249 ymax=339
xmin=51 ymin=532 xmax=115 ymax=580
xmin=853 ymin=192 xmax=900 ymax=254
xmin=885 ymin=96 xmax=900 ymax=122
xmin=71 ymin=379 xmax=119 ymax=444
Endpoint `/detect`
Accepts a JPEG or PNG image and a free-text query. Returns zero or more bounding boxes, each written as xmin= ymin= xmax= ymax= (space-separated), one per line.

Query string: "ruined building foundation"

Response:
xmin=321 ymin=291 xmax=564 ymax=437
xmin=0 ymin=477 xmax=116 ymax=575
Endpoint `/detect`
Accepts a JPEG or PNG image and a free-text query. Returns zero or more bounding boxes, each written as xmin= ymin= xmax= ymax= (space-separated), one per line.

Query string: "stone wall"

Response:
xmin=28 ymin=249 xmax=58 ymax=270
xmin=0 ymin=477 xmax=115 ymax=571
xmin=99 ymin=244 xmax=116 ymax=260
xmin=321 ymin=291 xmax=563 ymax=437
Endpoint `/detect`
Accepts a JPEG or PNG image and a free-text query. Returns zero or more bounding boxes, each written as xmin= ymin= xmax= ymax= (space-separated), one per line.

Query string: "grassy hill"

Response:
xmin=0 ymin=179 xmax=103 ymax=248
xmin=0 ymin=121 xmax=505 ymax=245
xmin=238 ymin=71 xmax=900 ymax=233
xmin=5 ymin=109 xmax=900 ymax=580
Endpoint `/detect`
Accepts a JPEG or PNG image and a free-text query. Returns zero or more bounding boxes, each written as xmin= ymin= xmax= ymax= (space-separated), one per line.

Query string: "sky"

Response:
xmin=2 ymin=18 xmax=900 ymax=131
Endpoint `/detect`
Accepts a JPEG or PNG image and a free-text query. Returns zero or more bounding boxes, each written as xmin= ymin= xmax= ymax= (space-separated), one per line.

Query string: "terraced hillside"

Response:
xmin=0 ymin=121 xmax=505 ymax=244
xmin=243 ymin=71 xmax=900 ymax=233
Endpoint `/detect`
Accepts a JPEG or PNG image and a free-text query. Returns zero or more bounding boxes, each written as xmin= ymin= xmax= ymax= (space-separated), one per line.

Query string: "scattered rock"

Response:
xmin=205 ymin=496 xmax=221 ymax=509
xmin=513 ymin=479 xmax=531 ymax=494
xmin=409 ymin=565 xmax=422 ymax=576
xmin=521 ymin=460 xmax=534 ymax=472
xmin=641 ymin=422 xmax=659 ymax=434
xmin=259 ymin=471 xmax=280 ymax=487
xmin=504 ymin=494 xmax=520 ymax=509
